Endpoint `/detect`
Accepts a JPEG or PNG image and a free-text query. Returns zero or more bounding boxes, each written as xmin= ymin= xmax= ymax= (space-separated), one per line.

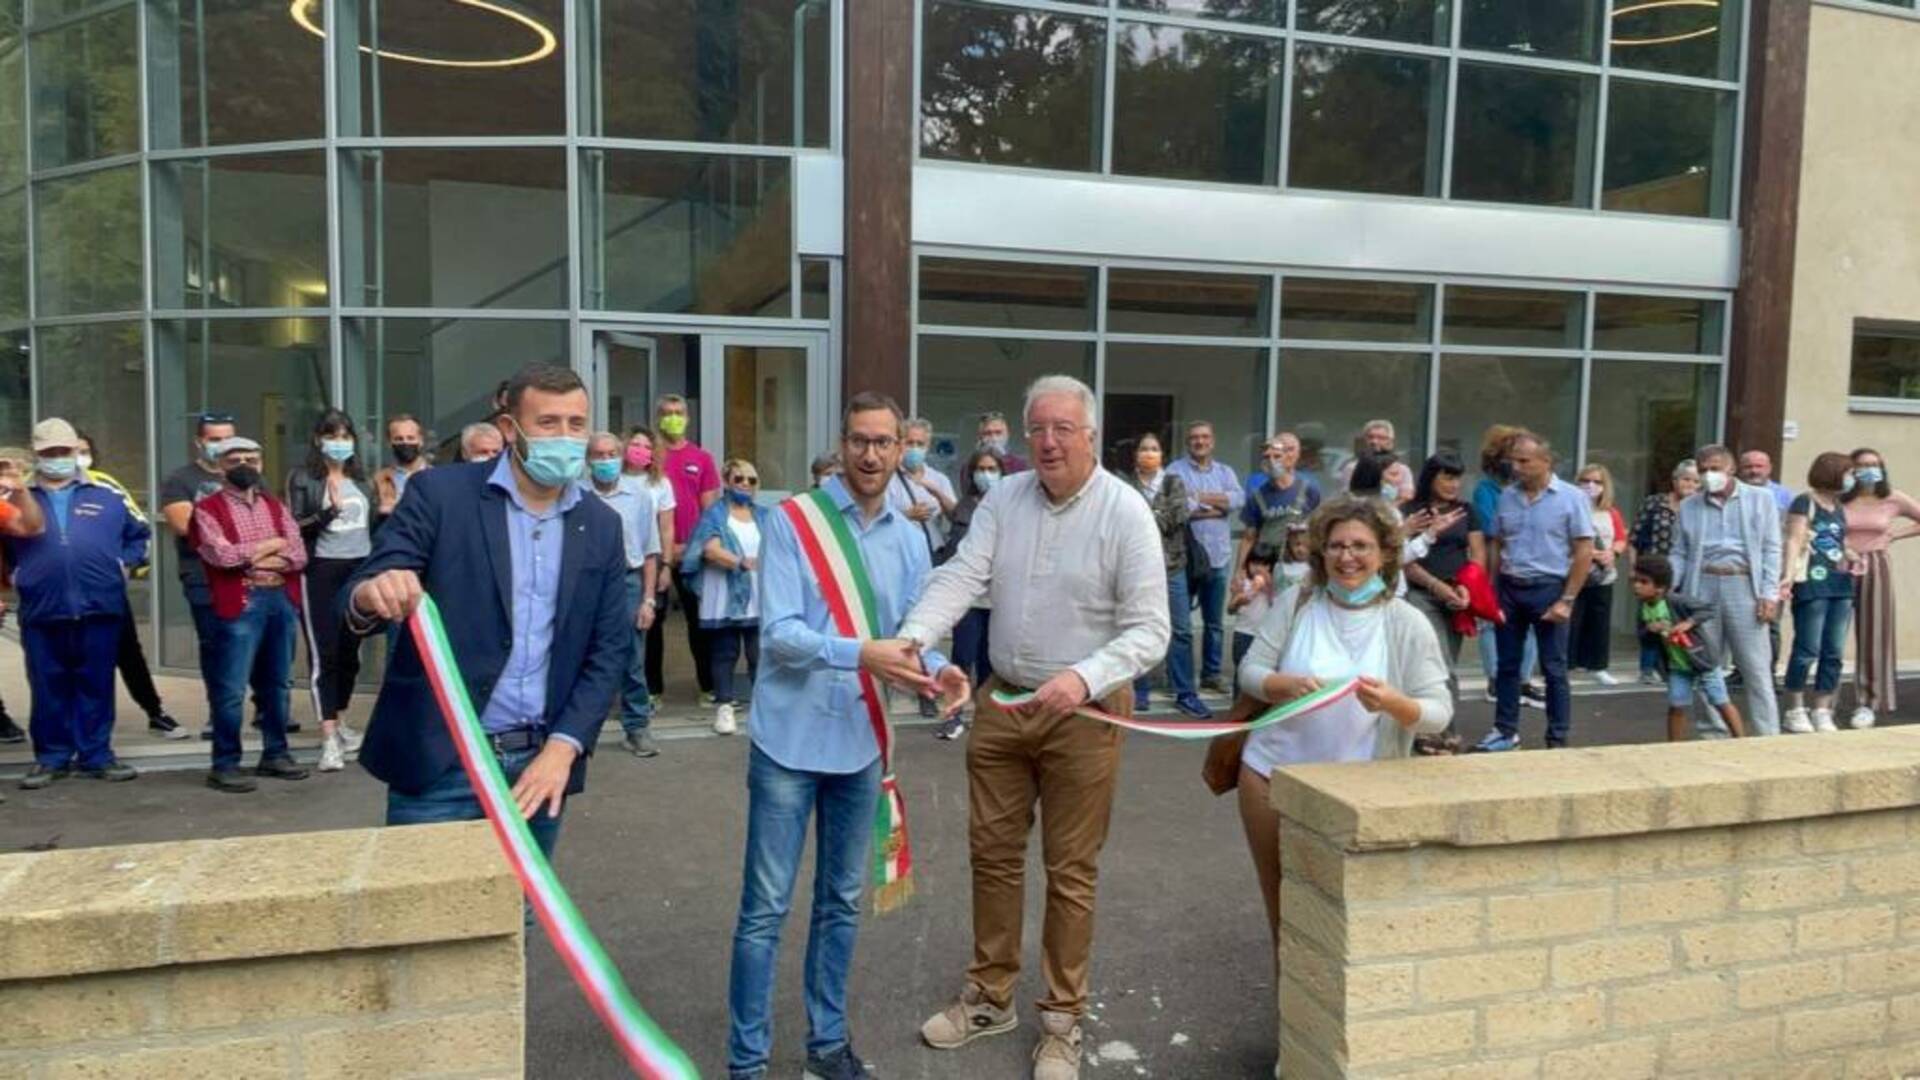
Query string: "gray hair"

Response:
xmin=588 ymin=430 xmax=623 ymax=454
xmin=459 ymin=422 xmax=500 ymax=451
xmin=904 ymin=416 xmax=933 ymax=438
xmin=1023 ymin=374 xmax=1097 ymax=432
xmin=1695 ymin=443 xmax=1733 ymax=466
xmin=1363 ymin=418 xmax=1396 ymax=439
xmin=1671 ymin=458 xmax=1699 ymax=480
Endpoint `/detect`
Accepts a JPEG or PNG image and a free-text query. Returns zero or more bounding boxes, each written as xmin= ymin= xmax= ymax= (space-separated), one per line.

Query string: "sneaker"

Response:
xmin=206 ymin=769 xmax=257 ymax=794
xmin=1591 ymin=670 xmax=1620 ymax=686
xmin=1482 ymin=687 xmax=1499 ymax=704
xmin=1032 ymin=1011 xmax=1083 ymax=1080
xmin=147 ymin=711 xmax=190 ymax=740
xmin=256 ymin=755 xmax=310 ymax=781
xmin=803 ymin=1044 xmax=876 ymax=1080
xmin=79 ymin=761 xmax=138 ymax=782
xmin=1521 ymin=683 xmax=1546 ymax=708
xmin=1782 ymin=707 xmax=1814 ymax=734
xmin=922 ymin=984 xmax=1018 ymax=1049
xmin=700 ymin=691 xmax=720 ymax=708
xmin=318 ymin=733 xmax=346 ymax=772
xmin=1174 ymin=693 xmax=1213 ymax=719
xmin=713 ymin=704 xmax=738 ymax=736
xmin=1200 ymin=675 xmax=1229 ymax=694
xmin=623 ymin=730 xmax=660 ymax=758
xmin=336 ymin=722 xmax=365 ymax=753
xmin=1472 ymin=730 xmax=1521 ymax=753
xmin=1133 ymin=691 xmax=1151 ymax=713
xmin=1850 ymin=706 xmax=1876 ymax=730
xmin=0 ymin=710 xmax=24 ymax=744
xmin=19 ymin=764 xmax=69 ymax=790
xmin=935 ymin=714 xmax=968 ymax=741
xmin=1812 ymin=708 xmax=1839 ymax=734
xmin=1639 ymin=670 xmax=1664 ymax=686
xmin=199 ymin=726 xmax=214 ymax=741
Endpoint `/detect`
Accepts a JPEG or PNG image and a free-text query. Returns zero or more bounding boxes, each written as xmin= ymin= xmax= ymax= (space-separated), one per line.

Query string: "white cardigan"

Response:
xmin=1235 ymin=586 xmax=1454 ymax=761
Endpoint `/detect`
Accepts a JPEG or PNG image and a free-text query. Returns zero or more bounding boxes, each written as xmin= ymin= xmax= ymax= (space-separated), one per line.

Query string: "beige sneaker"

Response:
xmin=1032 ymin=1011 xmax=1082 ymax=1080
xmin=921 ymin=984 xmax=1017 ymax=1049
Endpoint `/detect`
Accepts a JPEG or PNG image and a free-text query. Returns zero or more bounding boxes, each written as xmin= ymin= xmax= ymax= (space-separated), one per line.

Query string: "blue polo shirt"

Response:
xmin=1488 ymin=476 xmax=1595 ymax=582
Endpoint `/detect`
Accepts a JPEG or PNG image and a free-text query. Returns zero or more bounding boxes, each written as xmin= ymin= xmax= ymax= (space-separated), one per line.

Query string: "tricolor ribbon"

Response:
xmin=989 ymin=677 xmax=1363 ymax=740
xmin=408 ymin=596 xmax=697 ymax=1080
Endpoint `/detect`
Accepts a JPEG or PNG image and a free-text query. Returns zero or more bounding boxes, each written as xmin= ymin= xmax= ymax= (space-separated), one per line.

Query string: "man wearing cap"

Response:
xmin=5 ymin=419 xmax=144 ymax=790
xmin=161 ymin=411 xmax=241 ymax=739
xmin=194 ymin=436 xmax=312 ymax=792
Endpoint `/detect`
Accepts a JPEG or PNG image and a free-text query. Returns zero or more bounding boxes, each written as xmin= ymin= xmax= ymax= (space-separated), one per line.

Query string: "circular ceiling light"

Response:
xmin=1609 ymin=0 xmax=1720 ymax=48
xmin=288 ymin=0 xmax=557 ymax=69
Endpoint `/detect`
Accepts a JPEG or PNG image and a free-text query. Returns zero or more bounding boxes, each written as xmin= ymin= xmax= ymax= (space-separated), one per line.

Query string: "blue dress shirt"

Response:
xmin=1487 ymin=475 xmax=1596 ymax=582
xmin=1166 ymin=457 xmax=1244 ymax=569
xmin=481 ymin=456 xmax=584 ymax=747
xmin=752 ymin=477 xmax=949 ymax=775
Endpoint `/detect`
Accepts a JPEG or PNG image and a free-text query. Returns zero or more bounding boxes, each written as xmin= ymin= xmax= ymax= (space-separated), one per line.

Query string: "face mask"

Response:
xmin=727 ymin=487 xmax=755 ymax=506
xmin=974 ymin=470 xmax=1000 ymax=493
xmin=1265 ymin=459 xmax=1289 ymax=479
xmin=589 ymin=459 xmax=622 ymax=485
xmin=1377 ymin=487 xmax=1394 ymax=501
xmin=200 ymin=441 xmax=219 ymax=464
xmin=1701 ymin=469 xmax=1730 ymax=495
xmin=658 ymin=414 xmax=688 ymax=438
xmin=509 ymin=420 xmax=587 ymax=488
xmin=1842 ymin=472 xmax=1858 ymax=494
xmin=321 ymin=439 xmax=355 ymax=462
xmin=1137 ymin=451 xmax=1162 ymax=472
xmin=981 ymin=435 xmax=1009 ymax=455
xmin=1580 ymin=481 xmax=1603 ymax=499
xmin=37 ymin=456 xmax=77 ymax=480
xmin=1328 ymin=574 xmax=1387 ymax=606
xmin=391 ymin=443 xmax=421 ymax=465
xmin=903 ymin=447 xmax=928 ymax=471
xmin=225 ymin=465 xmax=261 ymax=491
xmin=1857 ymin=466 xmax=1885 ymax=486
xmin=625 ymin=445 xmax=652 ymax=470
xmin=76 ymin=453 xmax=93 ymax=473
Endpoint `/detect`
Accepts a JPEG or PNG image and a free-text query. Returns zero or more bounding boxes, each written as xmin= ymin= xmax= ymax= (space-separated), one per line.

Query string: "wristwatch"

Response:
xmin=1559 ymin=594 xmax=1578 ymax=605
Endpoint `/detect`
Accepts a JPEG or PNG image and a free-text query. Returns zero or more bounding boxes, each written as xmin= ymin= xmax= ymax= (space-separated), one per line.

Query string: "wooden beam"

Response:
xmin=843 ymin=0 xmax=914 ymax=407
xmin=1725 ymin=0 xmax=1811 ymax=461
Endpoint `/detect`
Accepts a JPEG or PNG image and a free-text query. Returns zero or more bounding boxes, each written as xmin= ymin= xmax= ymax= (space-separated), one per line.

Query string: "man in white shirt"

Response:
xmin=898 ymin=375 xmax=1169 ymax=1080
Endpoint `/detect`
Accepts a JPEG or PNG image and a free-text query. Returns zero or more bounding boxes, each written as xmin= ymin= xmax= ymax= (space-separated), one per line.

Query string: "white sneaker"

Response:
xmin=1592 ymin=670 xmax=1620 ymax=686
xmin=1782 ymin=707 xmax=1813 ymax=734
xmin=318 ymin=733 xmax=345 ymax=772
xmin=1812 ymin=708 xmax=1839 ymax=733
xmin=713 ymin=704 xmax=737 ymax=736
xmin=336 ymin=722 xmax=365 ymax=753
xmin=1850 ymin=707 xmax=1876 ymax=730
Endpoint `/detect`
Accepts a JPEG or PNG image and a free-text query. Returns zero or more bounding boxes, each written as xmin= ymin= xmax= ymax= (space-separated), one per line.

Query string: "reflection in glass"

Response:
xmin=35 ymin=165 xmax=142 ymax=315
xmin=918 ymin=258 xmax=1096 ymax=332
xmin=1296 ymin=0 xmax=1449 ymax=43
xmin=1274 ymin=349 xmax=1428 ymax=491
xmin=0 ymin=328 xmax=25 ymax=448
xmin=1460 ymin=0 xmax=1601 ymax=61
xmin=800 ymin=258 xmax=831 ymax=320
xmin=921 ymin=1 xmax=1105 ymax=172
xmin=1602 ymin=79 xmax=1733 ymax=219
xmin=153 ymin=318 xmax=330 ymax=506
xmin=1851 ymin=326 xmax=1920 ymax=401
xmin=1118 ymin=0 xmax=1283 ymax=24
xmin=1607 ymin=0 xmax=1740 ymax=81
xmin=36 ymin=321 xmax=146 ymax=502
xmin=347 ymin=148 xmax=567 ymax=310
xmin=343 ymin=0 xmax=565 ymax=136
xmin=1107 ymin=269 xmax=1268 ymax=337
xmin=1281 ymin=277 xmax=1433 ymax=343
xmin=1104 ymin=343 xmax=1267 ymax=474
xmin=586 ymin=0 xmax=829 ymax=147
xmin=148 ymin=0 xmax=324 ymax=149
xmin=152 ymin=153 xmax=329 ymax=310
xmin=1452 ymin=63 xmax=1597 ymax=208
xmin=343 ymin=317 xmax=568 ymax=467
xmin=724 ymin=344 xmax=811 ymax=495
xmin=1 ymin=38 xmax=23 ymax=189
xmin=1111 ymin=22 xmax=1281 ymax=185
xmin=1593 ymin=294 xmax=1724 ymax=354
xmin=1585 ymin=359 xmax=1718 ymax=540
xmin=0 ymin=188 xmax=23 ymax=324
xmin=1289 ymin=44 xmax=1443 ymax=197
xmin=1443 ymin=285 xmax=1583 ymax=348
xmin=1434 ymin=353 xmax=1579 ymax=477
xmin=584 ymin=150 xmax=793 ymax=316
xmin=916 ymin=335 xmax=1095 ymax=466
xmin=29 ymin=8 xmax=138 ymax=168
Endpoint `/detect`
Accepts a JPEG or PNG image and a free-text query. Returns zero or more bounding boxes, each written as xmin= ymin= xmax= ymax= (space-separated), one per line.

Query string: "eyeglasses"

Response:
xmin=1025 ymin=422 xmax=1087 ymax=443
xmin=1324 ymin=542 xmax=1379 ymax=557
xmin=730 ymin=475 xmax=760 ymax=487
xmin=843 ymin=434 xmax=899 ymax=454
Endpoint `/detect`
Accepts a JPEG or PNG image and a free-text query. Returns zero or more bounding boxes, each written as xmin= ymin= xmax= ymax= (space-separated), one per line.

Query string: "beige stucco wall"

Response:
xmin=1784 ymin=3 xmax=1920 ymax=668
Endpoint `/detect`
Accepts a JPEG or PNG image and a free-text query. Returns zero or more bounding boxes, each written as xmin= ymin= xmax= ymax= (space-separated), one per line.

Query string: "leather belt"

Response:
xmin=1702 ymin=564 xmax=1749 ymax=577
xmin=487 ymin=727 xmax=547 ymax=754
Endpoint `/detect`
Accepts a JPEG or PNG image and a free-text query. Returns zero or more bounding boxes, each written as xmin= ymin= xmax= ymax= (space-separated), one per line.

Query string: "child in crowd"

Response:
xmin=1279 ymin=522 xmax=1311 ymax=588
xmin=1229 ymin=543 xmax=1281 ymax=670
xmin=1633 ymin=554 xmax=1746 ymax=742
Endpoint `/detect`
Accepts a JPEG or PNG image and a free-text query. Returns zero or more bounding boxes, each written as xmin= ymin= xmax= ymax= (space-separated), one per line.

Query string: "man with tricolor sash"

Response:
xmin=897 ymin=374 xmax=1170 ymax=1080
xmin=724 ymin=391 xmax=969 ymax=1080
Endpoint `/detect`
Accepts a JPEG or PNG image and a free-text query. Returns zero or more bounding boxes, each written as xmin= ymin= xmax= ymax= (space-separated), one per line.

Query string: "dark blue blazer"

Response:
xmin=343 ymin=462 xmax=632 ymax=797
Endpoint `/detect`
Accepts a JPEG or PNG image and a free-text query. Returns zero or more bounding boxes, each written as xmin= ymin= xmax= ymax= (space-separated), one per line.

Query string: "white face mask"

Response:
xmin=76 ymin=453 xmax=93 ymax=473
xmin=1702 ymin=469 xmax=1730 ymax=495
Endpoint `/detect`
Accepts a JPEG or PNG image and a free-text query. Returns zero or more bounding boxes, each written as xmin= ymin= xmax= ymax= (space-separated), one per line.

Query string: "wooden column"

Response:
xmin=1724 ymin=0 xmax=1812 ymax=460
xmin=843 ymin=0 xmax=914 ymax=406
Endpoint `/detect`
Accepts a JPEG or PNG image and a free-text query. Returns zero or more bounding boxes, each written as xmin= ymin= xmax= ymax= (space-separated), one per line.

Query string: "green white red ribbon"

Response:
xmin=989 ymin=677 xmax=1362 ymax=740
xmin=408 ymin=596 xmax=697 ymax=1080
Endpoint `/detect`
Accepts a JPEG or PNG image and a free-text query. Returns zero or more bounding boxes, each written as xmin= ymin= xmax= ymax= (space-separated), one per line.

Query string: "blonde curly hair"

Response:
xmin=1306 ymin=494 xmax=1405 ymax=596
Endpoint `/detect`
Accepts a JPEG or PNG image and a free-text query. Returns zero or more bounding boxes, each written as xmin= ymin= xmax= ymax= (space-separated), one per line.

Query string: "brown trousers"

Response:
xmin=965 ymin=678 xmax=1128 ymax=1017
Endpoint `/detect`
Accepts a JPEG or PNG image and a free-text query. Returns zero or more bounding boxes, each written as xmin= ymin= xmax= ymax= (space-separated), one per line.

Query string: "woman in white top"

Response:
xmin=681 ymin=458 xmax=767 ymax=734
xmin=1234 ymin=496 xmax=1453 ymax=943
xmin=1569 ymin=463 xmax=1628 ymax=685
xmin=624 ymin=426 xmax=678 ymax=698
xmin=284 ymin=409 xmax=376 ymax=773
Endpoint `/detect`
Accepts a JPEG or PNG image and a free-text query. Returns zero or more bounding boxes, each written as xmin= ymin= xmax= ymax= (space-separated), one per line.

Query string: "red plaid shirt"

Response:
xmin=194 ymin=487 xmax=308 ymax=588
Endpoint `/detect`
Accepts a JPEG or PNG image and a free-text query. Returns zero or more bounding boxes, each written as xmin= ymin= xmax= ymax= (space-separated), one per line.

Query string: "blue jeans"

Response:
xmin=1639 ymin=639 xmax=1663 ymax=676
xmin=208 ymin=589 xmax=296 ymax=773
xmin=386 ymin=743 xmax=562 ymax=860
xmin=1478 ymin=617 xmax=1538 ymax=685
xmin=619 ymin=572 xmax=654 ymax=734
xmin=727 ymin=745 xmax=881 ymax=1074
xmin=23 ymin=616 xmax=121 ymax=770
xmin=1668 ymin=667 xmax=1731 ymax=708
xmin=951 ymin=607 xmax=994 ymax=687
xmin=1495 ymin=577 xmax=1572 ymax=746
xmin=710 ymin=625 xmax=760 ymax=706
xmin=1136 ymin=569 xmax=1195 ymax=700
xmin=1786 ymin=593 xmax=1854 ymax=695
xmin=1193 ymin=563 xmax=1227 ymax=680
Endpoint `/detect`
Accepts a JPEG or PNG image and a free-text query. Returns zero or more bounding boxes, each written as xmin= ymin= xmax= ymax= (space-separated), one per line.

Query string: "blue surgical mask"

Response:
xmin=727 ymin=487 xmax=755 ymax=506
xmin=589 ymin=459 xmax=622 ymax=485
xmin=509 ymin=420 xmax=586 ymax=488
xmin=1858 ymin=466 xmax=1885 ymax=486
xmin=1842 ymin=472 xmax=1858 ymax=494
xmin=1328 ymin=575 xmax=1388 ymax=606
xmin=321 ymin=438 xmax=355 ymax=462
xmin=36 ymin=456 xmax=77 ymax=480
xmin=903 ymin=447 xmax=928 ymax=471
xmin=982 ymin=435 xmax=1009 ymax=455
xmin=200 ymin=441 xmax=219 ymax=464
xmin=973 ymin=470 xmax=1000 ymax=493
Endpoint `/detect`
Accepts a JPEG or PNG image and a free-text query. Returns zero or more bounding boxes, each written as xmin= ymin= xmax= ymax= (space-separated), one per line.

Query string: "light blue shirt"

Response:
xmin=1488 ymin=476 xmax=1596 ymax=581
xmin=480 ymin=456 xmax=584 ymax=749
xmin=752 ymin=477 xmax=950 ymax=775
xmin=1165 ymin=456 xmax=1244 ymax=569
xmin=589 ymin=475 xmax=661 ymax=570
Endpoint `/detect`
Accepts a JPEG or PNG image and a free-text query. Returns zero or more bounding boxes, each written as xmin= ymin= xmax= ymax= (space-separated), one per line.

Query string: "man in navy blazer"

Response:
xmin=343 ymin=363 xmax=631 ymax=855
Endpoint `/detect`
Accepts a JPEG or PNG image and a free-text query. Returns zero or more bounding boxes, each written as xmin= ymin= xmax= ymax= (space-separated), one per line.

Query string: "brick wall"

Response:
xmin=1272 ymin=730 xmax=1920 ymax=1079
xmin=0 ymin=822 xmax=524 ymax=1079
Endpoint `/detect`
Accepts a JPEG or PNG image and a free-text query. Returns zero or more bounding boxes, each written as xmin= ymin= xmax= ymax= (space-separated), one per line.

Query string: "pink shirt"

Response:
xmin=1843 ymin=491 xmax=1920 ymax=554
xmin=665 ymin=442 xmax=720 ymax=543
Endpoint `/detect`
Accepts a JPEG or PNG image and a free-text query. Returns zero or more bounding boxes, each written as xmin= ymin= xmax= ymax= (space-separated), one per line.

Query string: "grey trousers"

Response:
xmin=1694 ymin=573 xmax=1780 ymax=737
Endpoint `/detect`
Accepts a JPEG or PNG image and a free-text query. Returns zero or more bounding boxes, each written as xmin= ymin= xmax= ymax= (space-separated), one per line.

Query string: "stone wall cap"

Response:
xmin=1271 ymin=727 xmax=1920 ymax=851
xmin=0 ymin=822 xmax=519 ymax=981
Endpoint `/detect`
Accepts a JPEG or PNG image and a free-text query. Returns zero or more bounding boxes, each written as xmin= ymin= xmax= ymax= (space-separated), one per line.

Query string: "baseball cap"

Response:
xmin=30 ymin=418 xmax=79 ymax=452
xmin=209 ymin=436 xmax=262 ymax=456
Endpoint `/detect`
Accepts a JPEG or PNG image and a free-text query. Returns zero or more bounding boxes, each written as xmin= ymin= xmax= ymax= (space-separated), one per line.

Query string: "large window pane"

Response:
xmin=0 ymin=188 xmax=23 ymax=324
xmin=1111 ymin=22 xmax=1281 ymax=185
xmin=1601 ymin=79 xmax=1734 ymax=219
xmin=1443 ymin=285 xmax=1583 ymax=349
xmin=1296 ymin=0 xmax=1449 ymax=44
xmin=1593 ymin=293 xmax=1724 ymax=354
xmin=344 ymin=317 xmax=568 ymax=468
xmin=918 ymin=258 xmax=1095 ymax=332
xmin=1584 ymin=359 xmax=1718 ymax=539
xmin=1275 ymin=349 xmax=1428 ymax=492
xmin=1108 ymin=268 xmax=1267 ymax=337
xmin=1461 ymin=0 xmax=1602 ymax=61
xmin=586 ymin=0 xmax=829 ymax=148
xmin=1118 ymin=0 xmax=1283 ymax=23
xmin=152 ymin=152 xmax=328 ymax=310
xmin=921 ymin=1 xmax=1105 ymax=172
xmin=153 ymin=318 xmax=330 ymax=506
xmin=342 ymin=0 xmax=565 ymax=136
xmin=0 ymin=327 xmax=26 ymax=447
xmin=1607 ymin=0 xmax=1740 ymax=81
xmin=149 ymin=0 xmax=324 ymax=149
xmin=34 ymin=164 xmax=141 ymax=315
xmin=1434 ymin=353 xmax=1579 ymax=477
xmin=36 ymin=320 xmax=146 ymax=503
xmin=1452 ymin=63 xmax=1597 ymax=208
xmin=348 ymin=148 xmax=566 ymax=310
xmin=1289 ymin=44 xmax=1443 ymax=197
xmin=916 ymin=335 xmax=1095 ymax=470
xmin=584 ymin=150 xmax=793 ymax=316
xmin=1 ymin=34 xmax=23 ymax=189
xmin=29 ymin=8 xmax=137 ymax=168
xmin=1102 ymin=343 xmax=1267 ymax=474
xmin=1281 ymin=277 xmax=1434 ymax=343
